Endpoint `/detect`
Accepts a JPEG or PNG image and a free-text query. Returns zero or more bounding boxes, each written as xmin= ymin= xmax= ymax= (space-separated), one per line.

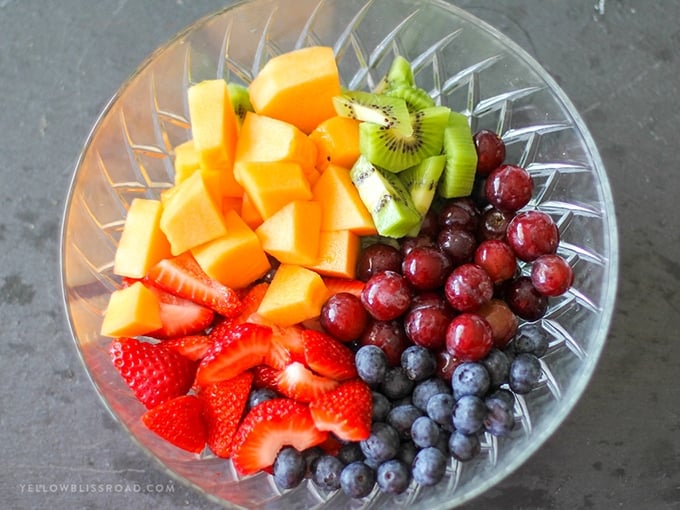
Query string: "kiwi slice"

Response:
xmin=333 ymin=90 xmax=413 ymax=136
xmin=359 ymin=105 xmax=450 ymax=173
xmin=385 ymin=84 xmax=436 ymax=112
xmin=350 ymin=155 xmax=422 ymax=238
xmin=227 ymin=83 xmax=253 ymax=126
xmin=400 ymin=154 xmax=446 ymax=215
xmin=374 ymin=55 xmax=416 ymax=93
xmin=438 ymin=111 xmax=478 ymax=198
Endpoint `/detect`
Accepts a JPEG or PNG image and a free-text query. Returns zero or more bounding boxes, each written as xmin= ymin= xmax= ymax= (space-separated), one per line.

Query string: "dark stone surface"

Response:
xmin=1 ymin=1 xmax=677 ymax=508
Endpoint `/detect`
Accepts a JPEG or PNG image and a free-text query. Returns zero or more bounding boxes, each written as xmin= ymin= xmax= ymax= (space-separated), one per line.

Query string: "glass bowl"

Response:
xmin=60 ymin=0 xmax=619 ymax=508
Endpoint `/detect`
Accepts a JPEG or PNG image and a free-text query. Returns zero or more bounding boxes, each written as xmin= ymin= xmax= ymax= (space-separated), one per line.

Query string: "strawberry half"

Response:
xmin=195 ymin=323 xmax=272 ymax=386
xmin=109 ymin=337 xmax=197 ymax=409
xmin=231 ymin=398 xmax=328 ymax=476
xmin=163 ymin=335 xmax=214 ymax=361
xmin=146 ymin=252 xmax=242 ymax=317
xmin=146 ymin=286 xmax=215 ymax=339
xmin=276 ymin=362 xmax=339 ymax=403
xmin=309 ymin=379 xmax=372 ymax=442
xmin=252 ymin=365 xmax=283 ymax=392
xmin=302 ymin=329 xmax=357 ymax=381
xmin=198 ymin=371 xmax=253 ymax=458
xmin=141 ymin=394 xmax=207 ymax=454
xmin=323 ymin=277 xmax=365 ymax=298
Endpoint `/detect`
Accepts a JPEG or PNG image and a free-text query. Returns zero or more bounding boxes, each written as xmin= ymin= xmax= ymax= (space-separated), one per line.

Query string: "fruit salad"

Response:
xmin=100 ymin=46 xmax=574 ymax=499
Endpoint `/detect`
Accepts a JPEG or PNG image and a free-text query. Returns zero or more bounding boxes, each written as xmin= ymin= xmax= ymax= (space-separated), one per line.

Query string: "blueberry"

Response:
xmin=340 ymin=461 xmax=376 ymax=498
xmin=355 ymin=345 xmax=389 ymax=385
xmin=484 ymin=394 xmax=515 ymax=436
xmin=337 ymin=442 xmax=365 ymax=465
xmin=401 ymin=345 xmax=437 ymax=381
xmin=273 ymin=446 xmax=306 ymax=490
xmin=247 ymin=387 xmax=279 ymax=410
xmin=513 ymin=323 xmax=549 ymax=357
xmin=387 ymin=404 xmax=423 ymax=440
xmin=412 ymin=377 xmax=451 ymax=412
xmin=397 ymin=440 xmax=418 ymax=466
xmin=376 ymin=459 xmax=412 ymax=494
xmin=372 ymin=391 xmax=392 ymax=422
xmin=426 ymin=392 xmax=455 ymax=431
xmin=451 ymin=362 xmax=490 ymax=400
xmin=452 ymin=395 xmax=487 ymax=435
xmin=509 ymin=352 xmax=542 ymax=394
xmin=480 ymin=348 xmax=511 ymax=388
xmin=381 ymin=366 xmax=415 ymax=401
xmin=312 ymin=454 xmax=344 ymax=491
xmin=434 ymin=429 xmax=451 ymax=455
xmin=360 ymin=422 xmax=400 ymax=464
xmin=486 ymin=388 xmax=515 ymax=411
xmin=411 ymin=416 xmax=440 ymax=449
xmin=448 ymin=431 xmax=481 ymax=461
xmin=412 ymin=447 xmax=447 ymax=486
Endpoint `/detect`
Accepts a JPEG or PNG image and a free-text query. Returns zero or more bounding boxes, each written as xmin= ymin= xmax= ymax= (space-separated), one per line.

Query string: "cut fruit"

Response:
xmin=385 ymin=84 xmax=436 ymax=112
xmin=349 ymin=155 xmax=422 ymax=238
xmin=227 ymin=82 xmax=253 ymax=128
xmin=308 ymin=115 xmax=361 ymax=171
xmin=191 ymin=209 xmax=271 ymax=289
xmin=240 ymin=192 xmax=264 ymax=229
xmin=146 ymin=286 xmax=215 ymax=339
xmin=113 ymin=198 xmax=172 ymax=279
xmin=163 ymin=335 xmax=213 ymax=361
xmin=173 ymin=139 xmax=200 ymax=185
xmin=256 ymin=264 xmax=329 ymax=327
xmin=373 ymin=54 xmax=416 ymax=93
xmin=359 ymin=105 xmax=450 ymax=173
xmin=275 ymin=361 xmax=340 ymax=402
xmin=100 ymin=281 xmax=162 ymax=338
xmin=439 ymin=111 xmax=479 ymax=198
xmin=248 ymin=46 xmax=341 ymax=134
xmin=333 ymin=90 xmax=413 ymax=137
xmin=302 ymin=329 xmax=357 ymax=381
xmin=322 ymin=277 xmax=365 ymax=298
xmin=141 ymin=395 xmax=207 ymax=454
xmin=305 ymin=230 xmax=360 ymax=279
xmin=400 ymin=154 xmax=447 ymax=236
xmin=309 ymin=379 xmax=373 ymax=442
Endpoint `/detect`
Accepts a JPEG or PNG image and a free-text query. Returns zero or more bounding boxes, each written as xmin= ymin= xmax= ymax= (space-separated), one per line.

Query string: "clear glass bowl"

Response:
xmin=60 ymin=0 xmax=619 ymax=508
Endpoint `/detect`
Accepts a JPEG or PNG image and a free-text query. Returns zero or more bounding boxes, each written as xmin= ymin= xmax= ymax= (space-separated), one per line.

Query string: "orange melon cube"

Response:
xmin=173 ymin=139 xmax=201 ymax=184
xmin=309 ymin=116 xmax=361 ymax=171
xmin=256 ymin=264 xmax=329 ymax=327
xmin=222 ymin=196 xmax=243 ymax=216
xmin=100 ymin=281 xmax=162 ymax=337
xmin=312 ymin=164 xmax=378 ymax=236
xmin=306 ymin=230 xmax=360 ymax=279
xmin=235 ymin=112 xmax=318 ymax=183
xmin=192 ymin=210 xmax=271 ymax=289
xmin=240 ymin=192 xmax=263 ymax=229
xmin=255 ymin=200 xmax=321 ymax=265
xmin=234 ymin=160 xmax=312 ymax=220
xmin=160 ymin=171 xmax=228 ymax=255
xmin=113 ymin=199 xmax=172 ymax=279
xmin=249 ymin=46 xmax=341 ymax=134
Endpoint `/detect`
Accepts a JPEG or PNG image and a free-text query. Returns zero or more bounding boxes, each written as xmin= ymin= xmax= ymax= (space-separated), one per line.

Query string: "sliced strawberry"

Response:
xmin=302 ymin=329 xmax=357 ymax=381
xmin=109 ymin=337 xmax=197 ymax=409
xmin=276 ymin=362 xmax=339 ymax=403
xmin=323 ymin=277 xmax=365 ymax=298
xmin=252 ymin=365 xmax=283 ymax=392
xmin=146 ymin=286 xmax=215 ymax=339
xmin=264 ymin=338 xmax=291 ymax=370
xmin=195 ymin=323 xmax=272 ymax=386
xmin=141 ymin=394 xmax=207 ymax=453
xmin=271 ymin=324 xmax=306 ymax=363
xmin=236 ymin=282 xmax=269 ymax=322
xmin=163 ymin=335 xmax=213 ymax=361
xmin=309 ymin=379 xmax=372 ymax=441
xmin=146 ymin=252 xmax=242 ymax=317
xmin=231 ymin=398 xmax=328 ymax=475
xmin=198 ymin=371 xmax=253 ymax=458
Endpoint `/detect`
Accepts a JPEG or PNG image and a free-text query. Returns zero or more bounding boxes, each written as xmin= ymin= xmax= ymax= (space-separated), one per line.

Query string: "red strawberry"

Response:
xmin=323 ymin=277 xmax=365 ymax=298
xmin=309 ymin=379 xmax=372 ymax=442
xmin=146 ymin=286 xmax=215 ymax=339
xmin=302 ymin=329 xmax=357 ymax=381
xmin=236 ymin=282 xmax=269 ymax=322
xmin=264 ymin=338 xmax=291 ymax=370
xmin=195 ymin=323 xmax=272 ymax=386
xmin=141 ymin=395 xmax=207 ymax=454
xmin=252 ymin=365 xmax=283 ymax=392
xmin=109 ymin=337 xmax=197 ymax=409
xmin=271 ymin=324 xmax=306 ymax=362
xmin=231 ymin=398 xmax=328 ymax=475
xmin=163 ymin=335 xmax=214 ymax=361
xmin=145 ymin=252 xmax=242 ymax=317
xmin=276 ymin=362 xmax=339 ymax=403
xmin=198 ymin=371 xmax=253 ymax=458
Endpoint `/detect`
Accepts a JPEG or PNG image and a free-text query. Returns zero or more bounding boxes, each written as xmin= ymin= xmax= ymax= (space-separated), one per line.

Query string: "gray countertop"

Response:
xmin=1 ymin=1 xmax=678 ymax=509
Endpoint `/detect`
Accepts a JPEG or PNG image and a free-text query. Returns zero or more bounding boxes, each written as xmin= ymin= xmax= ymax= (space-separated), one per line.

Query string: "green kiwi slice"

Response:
xmin=438 ymin=111 xmax=478 ymax=198
xmin=374 ymin=55 xmax=416 ymax=93
xmin=227 ymin=83 xmax=253 ymax=126
xmin=359 ymin=105 xmax=450 ymax=173
xmin=350 ymin=155 xmax=422 ymax=238
xmin=385 ymin=84 xmax=436 ymax=112
xmin=333 ymin=90 xmax=413 ymax=136
xmin=400 ymin=154 xmax=446 ymax=215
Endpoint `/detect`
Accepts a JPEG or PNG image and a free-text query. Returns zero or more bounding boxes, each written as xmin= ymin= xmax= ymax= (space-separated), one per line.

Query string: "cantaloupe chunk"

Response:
xmin=256 ymin=264 xmax=329 ymax=327
xmin=255 ymin=200 xmax=321 ymax=265
xmin=192 ymin=210 xmax=271 ymax=289
xmin=235 ymin=112 xmax=318 ymax=183
xmin=173 ymin=139 xmax=200 ymax=185
xmin=306 ymin=230 xmax=360 ymax=279
xmin=312 ymin=164 xmax=378 ymax=235
xmin=235 ymin=160 xmax=312 ymax=220
xmin=160 ymin=171 xmax=228 ymax=255
xmin=248 ymin=46 xmax=341 ymax=134
xmin=101 ymin=281 xmax=162 ymax=337
xmin=188 ymin=79 xmax=242 ymax=197
xmin=114 ymin=199 xmax=172 ymax=279
xmin=222 ymin=196 xmax=243 ymax=216
xmin=309 ymin=116 xmax=361 ymax=171
xmin=240 ymin=192 xmax=263 ymax=229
